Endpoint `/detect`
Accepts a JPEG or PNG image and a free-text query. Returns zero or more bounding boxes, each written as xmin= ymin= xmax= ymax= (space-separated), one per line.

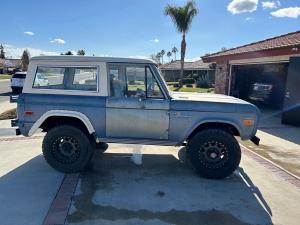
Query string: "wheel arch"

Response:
xmin=186 ymin=120 xmax=241 ymax=142
xmin=28 ymin=110 xmax=96 ymax=136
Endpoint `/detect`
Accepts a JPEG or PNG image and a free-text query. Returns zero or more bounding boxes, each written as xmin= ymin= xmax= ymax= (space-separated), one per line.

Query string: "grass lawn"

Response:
xmin=170 ymin=87 xmax=214 ymax=93
xmin=166 ymin=81 xmax=179 ymax=85
xmin=0 ymin=74 xmax=12 ymax=80
xmin=0 ymin=108 xmax=17 ymax=120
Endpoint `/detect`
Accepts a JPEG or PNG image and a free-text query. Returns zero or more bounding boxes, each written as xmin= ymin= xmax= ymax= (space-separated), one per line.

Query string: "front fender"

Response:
xmin=185 ymin=119 xmax=242 ymax=141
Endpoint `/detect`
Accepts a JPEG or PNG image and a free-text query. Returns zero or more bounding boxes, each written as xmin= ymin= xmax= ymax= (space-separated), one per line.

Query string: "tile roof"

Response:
xmin=202 ymin=30 xmax=300 ymax=59
xmin=0 ymin=58 xmax=21 ymax=67
xmin=160 ymin=60 xmax=212 ymax=71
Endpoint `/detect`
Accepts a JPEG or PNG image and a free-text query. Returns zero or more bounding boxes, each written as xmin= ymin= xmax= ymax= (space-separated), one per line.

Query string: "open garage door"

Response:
xmin=282 ymin=57 xmax=300 ymax=126
xmin=230 ymin=63 xmax=288 ymax=110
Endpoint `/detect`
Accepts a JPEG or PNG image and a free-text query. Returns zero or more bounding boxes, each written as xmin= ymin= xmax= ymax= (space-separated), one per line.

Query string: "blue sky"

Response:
xmin=1 ymin=0 xmax=300 ymax=60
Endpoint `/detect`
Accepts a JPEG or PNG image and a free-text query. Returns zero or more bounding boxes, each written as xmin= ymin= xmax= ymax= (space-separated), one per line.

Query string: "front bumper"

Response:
xmin=250 ymin=136 xmax=260 ymax=146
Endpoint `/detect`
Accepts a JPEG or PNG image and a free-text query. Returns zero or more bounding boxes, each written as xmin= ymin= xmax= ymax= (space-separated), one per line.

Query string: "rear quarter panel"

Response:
xmin=18 ymin=93 xmax=106 ymax=137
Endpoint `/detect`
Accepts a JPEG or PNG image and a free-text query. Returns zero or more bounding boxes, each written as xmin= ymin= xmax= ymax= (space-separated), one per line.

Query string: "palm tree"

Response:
xmin=156 ymin=52 xmax=162 ymax=65
xmin=165 ymin=1 xmax=198 ymax=78
xmin=172 ymin=46 xmax=178 ymax=61
xmin=167 ymin=51 xmax=172 ymax=62
xmin=160 ymin=50 xmax=165 ymax=64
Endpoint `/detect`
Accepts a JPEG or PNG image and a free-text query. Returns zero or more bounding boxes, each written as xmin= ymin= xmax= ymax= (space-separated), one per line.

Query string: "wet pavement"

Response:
xmin=66 ymin=144 xmax=300 ymax=225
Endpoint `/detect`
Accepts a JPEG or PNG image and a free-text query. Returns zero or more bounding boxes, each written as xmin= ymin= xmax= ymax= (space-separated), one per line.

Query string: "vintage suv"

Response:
xmin=12 ymin=56 xmax=260 ymax=179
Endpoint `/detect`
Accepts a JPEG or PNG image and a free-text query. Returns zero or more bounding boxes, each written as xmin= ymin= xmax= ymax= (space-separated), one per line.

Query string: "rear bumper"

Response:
xmin=11 ymin=119 xmax=18 ymax=127
xmin=11 ymin=119 xmax=21 ymax=136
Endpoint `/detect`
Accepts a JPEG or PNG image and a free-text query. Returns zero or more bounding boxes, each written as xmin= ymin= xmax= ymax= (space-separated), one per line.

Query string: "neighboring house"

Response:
xmin=202 ymin=30 xmax=300 ymax=125
xmin=0 ymin=58 xmax=21 ymax=74
xmin=159 ymin=60 xmax=215 ymax=84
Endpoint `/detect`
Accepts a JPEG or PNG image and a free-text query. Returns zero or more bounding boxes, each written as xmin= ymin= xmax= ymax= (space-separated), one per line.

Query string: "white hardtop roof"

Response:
xmin=30 ymin=56 xmax=155 ymax=64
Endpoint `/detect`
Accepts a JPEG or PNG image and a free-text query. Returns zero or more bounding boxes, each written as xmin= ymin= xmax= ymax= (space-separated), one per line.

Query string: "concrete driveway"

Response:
xmin=0 ymin=136 xmax=299 ymax=225
xmin=66 ymin=144 xmax=300 ymax=225
xmin=240 ymin=107 xmax=300 ymax=177
xmin=0 ymin=136 xmax=64 ymax=225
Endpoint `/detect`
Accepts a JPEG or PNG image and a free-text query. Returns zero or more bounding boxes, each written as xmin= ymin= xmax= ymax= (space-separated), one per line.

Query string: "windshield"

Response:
xmin=154 ymin=65 xmax=171 ymax=96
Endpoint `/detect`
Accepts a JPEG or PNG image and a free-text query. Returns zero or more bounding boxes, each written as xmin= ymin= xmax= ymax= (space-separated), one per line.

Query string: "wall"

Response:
xmin=214 ymin=61 xmax=230 ymax=94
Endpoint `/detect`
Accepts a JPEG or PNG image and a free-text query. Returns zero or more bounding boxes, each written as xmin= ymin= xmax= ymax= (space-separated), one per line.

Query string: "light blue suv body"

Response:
xmin=13 ymin=56 xmax=260 ymax=178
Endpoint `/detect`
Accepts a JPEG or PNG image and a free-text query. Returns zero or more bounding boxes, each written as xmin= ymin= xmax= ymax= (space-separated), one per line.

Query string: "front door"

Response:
xmin=106 ymin=64 xmax=170 ymax=140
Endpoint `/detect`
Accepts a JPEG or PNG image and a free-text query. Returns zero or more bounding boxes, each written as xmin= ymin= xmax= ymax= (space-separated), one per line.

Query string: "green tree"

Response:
xmin=165 ymin=1 xmax=198 ymax=78
xmin=77 ymin=49 xmax=85 ymax=55
xmin=21 ymin=49 xmax=30 ymax=71
xmin=160 ymin=50 xmax=165 ymax=64
xmin=65 ymin=51 xmax=73 ymax=55
xmin=172 ymin=46 xmax=178 ymax=61
xmin=167 ymin=51 xmax=172 ymax=62
xmin=0 ymin=44 xmax=5 ymax=59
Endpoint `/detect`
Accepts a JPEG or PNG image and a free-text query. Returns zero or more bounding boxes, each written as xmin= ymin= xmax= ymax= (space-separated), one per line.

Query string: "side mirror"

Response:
xmin=135 ymin=88 xmax=146 ymax=100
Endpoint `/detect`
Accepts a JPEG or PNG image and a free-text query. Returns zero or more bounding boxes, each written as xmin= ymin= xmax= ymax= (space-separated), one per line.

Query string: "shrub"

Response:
xmin=180 ymin=78 xmax=195 ymax=85
xmin=197 ymin=80 xmax=211 ymax=88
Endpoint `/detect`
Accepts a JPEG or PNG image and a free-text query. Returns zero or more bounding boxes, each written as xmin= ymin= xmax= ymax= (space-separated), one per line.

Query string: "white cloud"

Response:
xmin=24 ymin=31 xmax=34 ymax=36
xmin=3 ymin=44 xmax=59 ymax=58
xmin=271 ymin=7 xmax=300 ymax=18
xmin=186 ymin=57 xmax=201 ymax=62
xmin=245 ymin=17 xmax=255 ymax=21
xmin=228 ymin=0 xmax=258 ymax=14
xmin=50 ymin=38 xmax=66 ymax=44
xmin=128 ymin=55 xmax=150 ymax=60
xmin=150 ymin=38 xmax=159 ymax=43
xmin=262 ymin=1 xmax=280 ymax=10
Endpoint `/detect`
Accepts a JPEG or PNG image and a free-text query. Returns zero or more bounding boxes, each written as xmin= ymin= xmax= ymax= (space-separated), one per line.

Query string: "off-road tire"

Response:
xmin=187 ymin=129 xmax=241 ymax=179
xmin=42 ymin=125 xmax=93 ymax=173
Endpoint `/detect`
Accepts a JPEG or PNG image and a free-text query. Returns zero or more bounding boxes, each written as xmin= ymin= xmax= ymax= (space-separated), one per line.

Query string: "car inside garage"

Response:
xmin=230 ymin=63 xmax=289 ymax=110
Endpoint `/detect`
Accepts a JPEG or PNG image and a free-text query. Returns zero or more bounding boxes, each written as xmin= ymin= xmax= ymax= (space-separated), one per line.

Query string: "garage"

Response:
xmin=202 ymin=30 xmax=300 ymax=126
xmin=231 ymin=62 xmax=288 ymax=109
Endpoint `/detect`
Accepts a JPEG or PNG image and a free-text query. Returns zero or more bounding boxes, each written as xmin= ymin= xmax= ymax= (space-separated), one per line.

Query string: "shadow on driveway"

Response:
xmin=0 ymin=155 xmax=64 ymax=225
xmin=67 ymin=148 xmax=273 ymax=225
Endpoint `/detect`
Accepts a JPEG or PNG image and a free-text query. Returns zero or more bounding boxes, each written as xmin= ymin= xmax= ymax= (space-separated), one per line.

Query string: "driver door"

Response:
xmin=106 ymin=64 xmax=170 ymax=140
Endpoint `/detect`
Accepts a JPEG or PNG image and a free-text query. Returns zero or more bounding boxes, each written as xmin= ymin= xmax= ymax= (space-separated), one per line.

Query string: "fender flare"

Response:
xmin=184 ymin=119 xmax=242 ymax=141
xmin=28 ymin=110 xmax=96 ymax=136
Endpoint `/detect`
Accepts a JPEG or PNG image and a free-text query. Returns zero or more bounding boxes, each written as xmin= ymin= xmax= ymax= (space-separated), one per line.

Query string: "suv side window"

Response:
xmin=33 ymin=67 xmax=65 ymax=88
xmin=33 ymin=66 xmax=98 ymax=91
xmin=126 ymin=66 xmax=146 ymax=98
xmin=109 ymin=64 xmax=164 ymax=98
